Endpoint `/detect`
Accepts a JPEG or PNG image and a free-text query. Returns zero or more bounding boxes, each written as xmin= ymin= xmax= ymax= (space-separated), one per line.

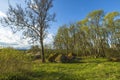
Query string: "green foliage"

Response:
xmin=44 ymin=49 xmax=56 ymax=58
xmin=104 ymin=12 xmax=120 ymax=28
xmin=27 ymin=45 xmax=40 ymax=54
xmin=67 ymin=53 xmax=79 ymax=63
xmin=67 ymin=53 xmax=75 ymax=60
xmin=27 ymin=45 xmax=41 ymax=60
xmin=105 ymin=48 xmax=120 ymax=62
xmin=0 ymin=48 xmax=32 ymax=80
xmin=54 ymin=10 xmax=120 ymax=58
xmin=78 ymin=18 xmax=88 ymax=25
xmin=87 ymin=10 xmax=104 ymax=18
xmin=55 ymin=54 xmax=68 ymax=63
xmin=48 ymin=53 xmax=79 ymax=63
xmin=48 ymin=53 xmax=58 ymax=62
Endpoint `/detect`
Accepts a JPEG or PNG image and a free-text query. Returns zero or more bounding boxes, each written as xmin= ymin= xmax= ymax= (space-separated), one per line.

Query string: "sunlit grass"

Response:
xmin=32 ymin=58 xmax=120 ymax=80
xmin=0 ymin=48 xmax=120 ymax=80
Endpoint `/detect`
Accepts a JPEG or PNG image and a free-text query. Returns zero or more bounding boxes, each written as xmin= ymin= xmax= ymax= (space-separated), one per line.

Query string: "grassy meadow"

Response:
xmin=32 ymin=58 xmax=120 ymax=80
xmin=0 ymin=48 xmax=120 ymax=80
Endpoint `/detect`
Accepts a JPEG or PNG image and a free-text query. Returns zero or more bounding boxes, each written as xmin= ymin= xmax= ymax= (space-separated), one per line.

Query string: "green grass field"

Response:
xmin=31 ymin=58 xmax=120 ymax=80
xmin=0 ymin=49 xmax=120 ymax=80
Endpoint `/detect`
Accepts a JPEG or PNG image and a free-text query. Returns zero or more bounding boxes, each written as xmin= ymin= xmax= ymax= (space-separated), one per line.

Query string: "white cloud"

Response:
xmin=0 ymin=27 xmax=31 ymax=49
xmin=0 ymin=11 xmax=6 ymax=17
xmin=0 ymin=27 xmax=54 ymax=49
xmin=44 ymin=33 xmax=54 ymax=45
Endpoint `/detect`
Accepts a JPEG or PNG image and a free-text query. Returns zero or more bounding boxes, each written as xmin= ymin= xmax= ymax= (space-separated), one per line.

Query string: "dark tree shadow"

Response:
xmin=28 ymin=70 xmax=86 ymax=80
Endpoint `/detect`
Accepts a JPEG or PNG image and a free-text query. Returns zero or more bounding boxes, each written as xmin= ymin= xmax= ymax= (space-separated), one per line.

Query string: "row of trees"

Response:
xmin=54 ymin=10 xmax=120 ymax=58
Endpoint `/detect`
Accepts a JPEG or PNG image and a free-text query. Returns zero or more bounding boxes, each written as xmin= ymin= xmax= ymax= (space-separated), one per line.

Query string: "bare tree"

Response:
xmin=1 ymin=0 xmax=55 ymax=62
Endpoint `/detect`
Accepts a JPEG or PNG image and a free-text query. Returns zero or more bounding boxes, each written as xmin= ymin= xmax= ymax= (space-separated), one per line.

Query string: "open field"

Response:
xmin=0 ymin=48 xmax=120 ymax=80
xmin=31 ymin=58 xmax=120 ymax=80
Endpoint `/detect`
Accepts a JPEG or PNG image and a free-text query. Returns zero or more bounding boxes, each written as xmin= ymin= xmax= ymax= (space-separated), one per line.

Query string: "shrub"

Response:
xmin=26 ymin=52 xmax=41 ymax=60
xmin=48 ymin=53 xmax=58 ymax=62
xmin=67 ymin=53 xmax=76 ymax=60
xmin=27 ymin=45 xmax=40 ymax=54
xmin=0 ymin=48 xmax=32 ymax=80
xmin=105 ymin=48 xmax=120 ymax=62
xmin=47 ymin=53 xmax=79 ymax=63
xmin=55 ymin=54 xmax=68 ymax=63
xmin=67 ymin=53 xmax=78 ymax=63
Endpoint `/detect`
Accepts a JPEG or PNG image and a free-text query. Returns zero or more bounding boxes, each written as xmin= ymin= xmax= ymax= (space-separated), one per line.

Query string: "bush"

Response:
xmin=48 ymin=53 xmax=58 ymax=62
xmin=26 ymin=52 xmax=41 ymax=60
xmin=105 ymin=48 xmax=120 ymax=62
xmin=67 ymin=53 xmax=78 ymax=63
xmin=48 ymin=53 xmax=79 ymax=63
xmin=67 ymin=53 xmax=76 ymax=60
xmin=0 ymin=48 xmax=32 ymax=80
xmin=55 ymin=54 xmax=68 ymax=63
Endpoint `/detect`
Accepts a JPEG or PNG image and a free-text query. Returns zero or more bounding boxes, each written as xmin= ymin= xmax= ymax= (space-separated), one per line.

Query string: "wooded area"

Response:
xmin=54 ymin=10 xmax=120 ymax=58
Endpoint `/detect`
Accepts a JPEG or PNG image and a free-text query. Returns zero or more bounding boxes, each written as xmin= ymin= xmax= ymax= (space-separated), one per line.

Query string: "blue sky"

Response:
xmin=50 ymin=0 xmax=120 ymax=33
xmin=0 ymin=0 xmax=120 ymax=49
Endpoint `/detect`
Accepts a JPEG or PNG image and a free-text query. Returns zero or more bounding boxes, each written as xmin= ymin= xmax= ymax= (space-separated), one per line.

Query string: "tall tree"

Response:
xmin=87 ymin=10 xmax=105 ymax=57
xmin=54 ymin=25 xmax=70 ymax=54
xmin=104 ymin=12 xmax=120 ymax=48
xmin=1 ymin=0 xmax=55 ymax=62
xmin=69 ymin=24 xmax=77 ymax=53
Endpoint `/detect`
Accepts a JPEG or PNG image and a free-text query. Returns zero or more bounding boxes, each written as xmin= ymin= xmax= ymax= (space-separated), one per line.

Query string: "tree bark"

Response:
xmin=40 ymin=40 xmax=45 ymax=63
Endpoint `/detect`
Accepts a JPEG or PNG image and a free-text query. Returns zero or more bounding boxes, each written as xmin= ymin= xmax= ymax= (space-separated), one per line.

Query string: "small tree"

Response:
xmin=1 ymin=0 xmax=55 ymax=62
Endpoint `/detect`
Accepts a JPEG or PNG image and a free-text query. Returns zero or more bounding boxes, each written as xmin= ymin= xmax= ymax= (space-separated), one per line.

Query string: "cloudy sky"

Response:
xmin=0 ymin=0 xmax=120 ymax=49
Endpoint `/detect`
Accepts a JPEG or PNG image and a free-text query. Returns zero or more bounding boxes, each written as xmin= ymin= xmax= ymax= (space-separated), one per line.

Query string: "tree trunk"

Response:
xmin=40 ymin=40 xmax=45 ymax=63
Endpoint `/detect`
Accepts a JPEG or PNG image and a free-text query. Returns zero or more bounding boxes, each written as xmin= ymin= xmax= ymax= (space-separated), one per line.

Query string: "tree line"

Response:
xmin=54 ymin=10 xmax=120 ymax=58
